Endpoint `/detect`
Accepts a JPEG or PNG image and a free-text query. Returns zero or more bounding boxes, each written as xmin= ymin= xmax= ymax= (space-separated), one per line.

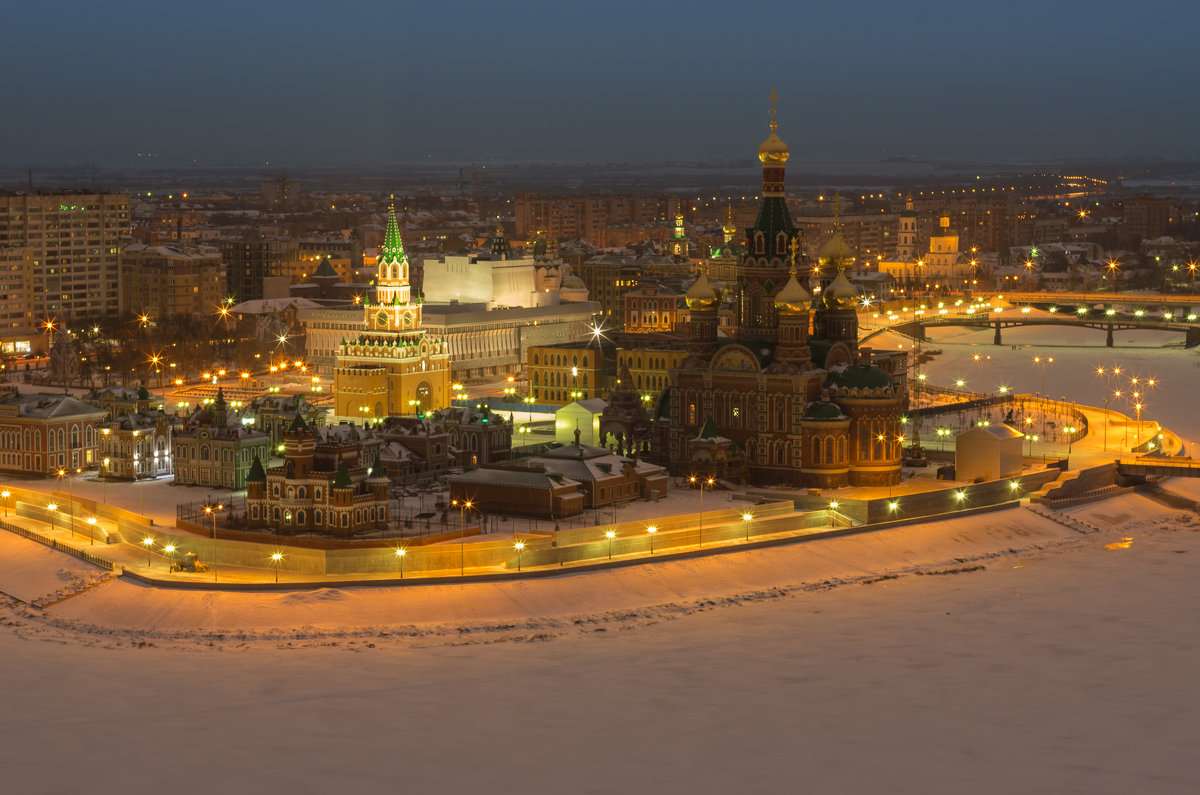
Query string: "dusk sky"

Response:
xmin=5 ymin=0 xmax=1198 ymax=166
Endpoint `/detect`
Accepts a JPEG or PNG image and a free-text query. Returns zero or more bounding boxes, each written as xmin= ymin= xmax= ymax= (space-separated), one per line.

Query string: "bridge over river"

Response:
xmin=891 ymin=313 xmax=1200 ymax=347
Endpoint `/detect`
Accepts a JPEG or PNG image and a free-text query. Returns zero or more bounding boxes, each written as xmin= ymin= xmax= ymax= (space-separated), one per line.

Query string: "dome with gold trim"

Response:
xmin=757 ymin=121 xmax=789 ymax=164
xmin=685 ymin=272 xmax=721 ymax=310
xmin=822 ymin=269 xmax=859 ymax=311
xmin=817 ymin=231 xmax=852 ymax=266
xmin=773 ymin=270 xmax=812 ymax=315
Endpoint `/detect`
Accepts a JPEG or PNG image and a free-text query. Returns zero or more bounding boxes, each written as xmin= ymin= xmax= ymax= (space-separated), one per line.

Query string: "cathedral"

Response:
xmin=333 ymin=203 xmax=451 ymax=420
xmin=657 ymin=97 xmax=907 ymax=488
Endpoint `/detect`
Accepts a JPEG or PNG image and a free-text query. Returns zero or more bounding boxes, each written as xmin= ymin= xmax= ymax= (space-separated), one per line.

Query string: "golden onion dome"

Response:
xmin=758 ymin=121 xmax=790 ymax=164
xmin=773 ymin=271 xmax=812 ymax=316
xmin=822 ymin=270 xmax=859 ymax=311
xmin=685 ymin=272 xmax=721 ymax=310
xmin=817 ymin=231 xmax=852 ymax=265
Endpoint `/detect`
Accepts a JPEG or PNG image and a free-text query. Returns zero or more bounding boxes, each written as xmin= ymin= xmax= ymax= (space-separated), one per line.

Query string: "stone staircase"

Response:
xmin=1024 ymin=502 xmax=1102 ymax=535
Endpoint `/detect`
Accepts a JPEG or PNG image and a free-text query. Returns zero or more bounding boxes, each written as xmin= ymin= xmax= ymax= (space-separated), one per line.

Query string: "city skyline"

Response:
xmin=5 ymin=0 xmax=1199 ymax=166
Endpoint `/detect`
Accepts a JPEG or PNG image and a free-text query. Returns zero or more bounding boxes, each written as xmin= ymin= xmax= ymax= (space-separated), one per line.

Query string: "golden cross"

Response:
xmin=788 ymin=234 xmax=800 ymax=265
xmin=769 ymin=88 xmax=778 ymax=131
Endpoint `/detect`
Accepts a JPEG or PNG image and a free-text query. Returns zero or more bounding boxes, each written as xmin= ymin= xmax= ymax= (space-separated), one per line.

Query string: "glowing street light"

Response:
xmin=689 ymin=475 xmax=715 ymax=546
xmin=143 ymin=536 xmax=154 ymax=566
xmin=647 ymin=525 xmax=657 ymax=554
xmin=271 ymin=551 xmax=283 ymax=582
xmin=164 ymin=544 xmax=177 ymax=571
xmin=1 ymin=489 xmax=9 ymax=517
xmin=742 ymin=512 xmax=753 ymax=542
xmin=452 ymin=498 xmax=474 ymax=575
xmin=202 ymin=501 xmax=224 ymax=541
xmin=514 ymin=540 xmax=525 ymax=571
xmin=395 ymin=547 xmax=407 ymax=578
xmin=47 ymin=502 xmax=58 ymax=534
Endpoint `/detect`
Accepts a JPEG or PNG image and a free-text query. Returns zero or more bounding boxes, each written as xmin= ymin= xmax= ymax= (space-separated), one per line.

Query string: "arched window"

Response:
xmin=755 ymin=232 xmax=764 ymax=254
xmin=71 ymin=425 xmax=79 ymax=447
xmin=85 ymin=426 xmax=93 ymax=447
xmin=298 ymin=486 xmax=306 ymax=499
xmin=201 ymin=445 xmax=210 ymax=460
xmin=811 ymin=437 xmax=820 ymax=461
xmin=776 ymin=232 xmax=787 ymax=254
xmin=314 ymin=510 xmax=322 ymax=524
xmin=825 ymin=437 xmax=834 ymax=461
xmin=297 ymin=511 xmax=305 ymax=525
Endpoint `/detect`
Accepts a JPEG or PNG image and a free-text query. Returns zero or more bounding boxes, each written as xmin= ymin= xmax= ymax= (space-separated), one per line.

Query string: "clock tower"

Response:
xmin=333 ymin=199 xmax=450 ymax=421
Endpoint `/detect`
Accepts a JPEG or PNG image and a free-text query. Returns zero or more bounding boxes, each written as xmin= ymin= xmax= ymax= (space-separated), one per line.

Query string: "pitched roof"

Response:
xmin=246 ymin=456 xmax=267 ymax=483
xmin=332 ymin=461 xmax=352 ymax=489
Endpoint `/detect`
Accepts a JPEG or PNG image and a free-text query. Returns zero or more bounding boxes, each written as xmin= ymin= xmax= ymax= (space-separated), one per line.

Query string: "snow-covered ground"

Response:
xmin=4 ymin=314 xmax=1200 ymax=793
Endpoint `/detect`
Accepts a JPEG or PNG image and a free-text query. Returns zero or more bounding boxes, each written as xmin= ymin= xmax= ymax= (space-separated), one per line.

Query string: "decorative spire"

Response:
xmin=381 ymin=200 xmax=409 ymax=268
xmin=757 ymin=89 xmax=789 ymax=165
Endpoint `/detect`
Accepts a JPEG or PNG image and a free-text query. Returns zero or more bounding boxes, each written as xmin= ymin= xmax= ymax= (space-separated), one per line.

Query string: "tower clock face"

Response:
xmin=375 ymin=310 xmax=388 ymax=328
xmin=403 ymin=310 xmax=413 ymax=327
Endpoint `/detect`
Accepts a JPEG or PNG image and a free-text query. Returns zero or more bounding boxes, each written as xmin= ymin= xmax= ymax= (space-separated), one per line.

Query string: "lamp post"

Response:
xmin=742 ymin=512 xmax=753 ymax=542
xmin=1033 ymin=356 xmax=1053 ymax=432
xmin=164 ymin=544 xmax=176 ymax=572
xmin=395 ymin=547 xmax=407 ymax=578
xmin=605 ymin=529 xmax=615 ymax=560
xmin=452 ymin=498 xmax=474 ymax=576
xmin=101 ymin=455 xmax=110 ymax=504
xmin=689 ymin=475 xmax=715 ymax=547
xmin=203 ymin=502 xmax=224 ymax=541
xmin=514 ymin=540 xmax=525 ymax=571
xmin=1 ymin=490 xmax=9 ymax=518
xmin=647 ymin=525 xmax=657 ymax=554
xmin=143 ymin=536 xmax=154 ymax=566
xmin=47 ymin=503 xmax=57 ymax=534
xmin=271 ymin=551 xmax=283 ymax=583
xmin=86 ymin=516 xmax=97 ymax=544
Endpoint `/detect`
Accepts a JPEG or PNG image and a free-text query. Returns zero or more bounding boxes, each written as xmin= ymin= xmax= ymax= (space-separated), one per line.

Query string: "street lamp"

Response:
xmin=86 ymin=516 xmax=97 ymax=544
xmin=271 ymin=551 xmax=283 ymax=583
xmin=647 ymin=525 xmax=657 ymax=554
xmin=164 ymin=544 xmax=176 ymax=572
xmin=514 ymin=540 xmax=525 ymax=571
xmin=47 ymin=503 xmax=57 ymax=534
xmin=203 ymin=501 xmax=224 ymax=541
xmin=1033 ymin=355 xmax=1053 ymax=432
xmin=742 ymin=512 xmax=753 ymax=542
xmin=1 ymin=490 xmax=9 ymax=518
xmin=604 ymin=529 xmax=616 ymax=560
xmin=452 ymin=498 xmax=474 ymax=575
xmin=143 ymin=535 xmax=154 ymax=566
xmin=689 ymin=475 xmax=715 ymax=546
xmin=395 ymin=547 xmax=407 ymax=578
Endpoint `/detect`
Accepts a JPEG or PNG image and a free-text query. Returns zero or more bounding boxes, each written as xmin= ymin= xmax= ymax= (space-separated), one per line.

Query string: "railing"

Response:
xmin=0 ymin=518 xmax=116 ymax=571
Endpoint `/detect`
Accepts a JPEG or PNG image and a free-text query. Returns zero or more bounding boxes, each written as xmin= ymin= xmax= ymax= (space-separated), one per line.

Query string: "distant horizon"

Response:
xmin=4 ymin=0 xmax=1198 ymax=169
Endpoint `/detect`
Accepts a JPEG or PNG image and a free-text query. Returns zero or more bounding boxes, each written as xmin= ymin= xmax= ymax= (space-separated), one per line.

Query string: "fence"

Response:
xmin=0 ymin=518 xmax=116 ymax=571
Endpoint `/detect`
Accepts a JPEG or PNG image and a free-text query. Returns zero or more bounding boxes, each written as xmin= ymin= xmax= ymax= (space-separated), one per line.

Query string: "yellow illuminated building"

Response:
xmin=333 ymin=203 xmax=450 ymax=420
